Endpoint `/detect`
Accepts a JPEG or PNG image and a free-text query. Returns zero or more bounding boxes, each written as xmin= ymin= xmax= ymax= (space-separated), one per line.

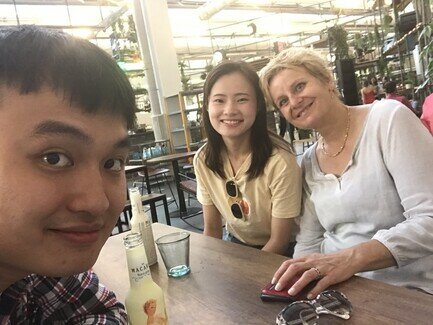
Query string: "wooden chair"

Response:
xmin=178 ymin=170 xmax=203 ymax=231
xmin=180 ymin=179 xmax=197 ymax=206
xmin=133 ymin=166 xmax=179 ymax=209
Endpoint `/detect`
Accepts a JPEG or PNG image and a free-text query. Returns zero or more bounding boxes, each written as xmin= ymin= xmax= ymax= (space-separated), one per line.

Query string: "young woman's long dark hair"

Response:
xmin=202 ymin=60 xmax=275 ymax=180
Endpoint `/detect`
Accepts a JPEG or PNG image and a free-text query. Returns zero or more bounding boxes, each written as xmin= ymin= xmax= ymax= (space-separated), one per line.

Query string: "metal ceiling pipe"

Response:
xmin=197 ymin=0 xmax=239 ymax=20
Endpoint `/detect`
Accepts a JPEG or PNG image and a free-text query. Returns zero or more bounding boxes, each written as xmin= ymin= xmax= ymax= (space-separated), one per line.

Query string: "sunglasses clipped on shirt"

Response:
xmin=225 ymin=180 xmax=244 ymax=219
xmin=276 ymin=290 xmax=353 ymax=325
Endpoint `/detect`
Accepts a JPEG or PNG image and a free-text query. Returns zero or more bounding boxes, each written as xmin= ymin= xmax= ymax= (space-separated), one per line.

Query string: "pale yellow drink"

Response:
xmin=124 ymin=233 xmax=168 ymax=325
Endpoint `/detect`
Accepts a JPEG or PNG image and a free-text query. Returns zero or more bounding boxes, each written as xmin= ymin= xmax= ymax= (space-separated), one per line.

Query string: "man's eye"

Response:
xmin=41 ymin=152 xmax=73 ymax=167
xmin=238 ymin=97 xmax=248 ymax=103
xmin=104 ymin=158 xmax=124 ymax=171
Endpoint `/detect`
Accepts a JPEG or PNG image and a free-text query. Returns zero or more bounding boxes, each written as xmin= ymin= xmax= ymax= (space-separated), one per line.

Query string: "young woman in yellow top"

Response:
xmin=194 ymin=61 xmax=302 ymax=256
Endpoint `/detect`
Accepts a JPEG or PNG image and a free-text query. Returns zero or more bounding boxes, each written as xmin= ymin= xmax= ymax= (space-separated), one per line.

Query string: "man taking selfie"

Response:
xmin=0 ymin=25 xmax=136 ymax=323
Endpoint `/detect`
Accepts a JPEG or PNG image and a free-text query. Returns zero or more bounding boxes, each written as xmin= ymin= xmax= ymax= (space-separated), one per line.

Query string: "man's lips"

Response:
xmin=49 ymin=224 xmax=103 ymax=244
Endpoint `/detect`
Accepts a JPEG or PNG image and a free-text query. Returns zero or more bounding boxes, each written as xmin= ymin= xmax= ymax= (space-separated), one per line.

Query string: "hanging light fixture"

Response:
xmin=212 ymin=49 xmax=227 ymax=65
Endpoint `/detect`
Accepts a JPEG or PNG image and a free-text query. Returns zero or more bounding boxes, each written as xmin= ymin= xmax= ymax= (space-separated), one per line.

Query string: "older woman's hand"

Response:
xmin=272 ymin=240 xmax=396 ymax=299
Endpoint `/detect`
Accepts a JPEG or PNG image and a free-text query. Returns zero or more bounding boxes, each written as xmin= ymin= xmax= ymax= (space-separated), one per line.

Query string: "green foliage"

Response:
xmin=374 ymin=25 xmax=381 ymax=48
xmin=178 ymin=61 xmax=191 ymax=91
xmin=382 ymin=14 xmax=393 ymax=35
xmin=377 ymin=56 xmax=388 ymax=77
xmin=418 ymin=22 xmax=433 ymax=91
xmin=127 ymin=15 xmax=137 ymax=44
xmin=111 ymin=15 xmax=140 ymax=63
xmin=328 ymin=25 xmax=349 ymax=60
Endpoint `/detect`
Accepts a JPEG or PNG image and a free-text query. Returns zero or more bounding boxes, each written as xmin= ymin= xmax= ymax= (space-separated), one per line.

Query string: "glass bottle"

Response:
xmin=124 ymin=233 xmax=168 ymax=325
xmin=129 ymin=187 xmax=157 ymax=266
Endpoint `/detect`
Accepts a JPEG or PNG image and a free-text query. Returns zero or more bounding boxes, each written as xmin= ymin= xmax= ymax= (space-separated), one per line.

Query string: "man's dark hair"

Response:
xmin=384 ymin=81 xmax=397 ymax=94
xmin=0 ymin=25 xmax=136 ymax=129
xmin=202 ymin=60 xmax=273 ymax=180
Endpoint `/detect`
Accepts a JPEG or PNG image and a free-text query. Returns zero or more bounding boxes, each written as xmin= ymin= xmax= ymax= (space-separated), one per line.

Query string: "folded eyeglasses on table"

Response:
xmin=276 ymin=290 xmax=353 ymax=325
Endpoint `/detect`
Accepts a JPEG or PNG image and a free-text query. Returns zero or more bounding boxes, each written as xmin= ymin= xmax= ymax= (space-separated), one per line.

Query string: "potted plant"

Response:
xmin=328 ymin=24 xmax=358 ymax=105
xmin=328 ymin=25 xmax=349 ymax=60
xmin=178 ymin=61 xmax=191 ymax=91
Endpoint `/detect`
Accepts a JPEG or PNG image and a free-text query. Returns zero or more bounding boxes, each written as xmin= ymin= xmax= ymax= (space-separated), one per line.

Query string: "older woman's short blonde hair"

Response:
xmin=259 ymin=47 xmax=339 ymax=107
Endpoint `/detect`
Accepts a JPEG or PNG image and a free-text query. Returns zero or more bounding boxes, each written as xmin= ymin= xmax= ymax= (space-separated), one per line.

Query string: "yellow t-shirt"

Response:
xmin=193 ymin=144 xmax=302 ymax=246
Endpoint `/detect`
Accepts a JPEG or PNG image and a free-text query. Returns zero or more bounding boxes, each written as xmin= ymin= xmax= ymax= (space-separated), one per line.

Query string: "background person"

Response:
xmin=421 ymin=93 xmax=433 ymax=135
xmin=194 ymin=61 xmax=302 ymax=256
xmin=384 ymin=81 xmax=412 ymax=109
xmin=260 ymin=47 xmax=433 ymax=299
xmin=360 ymin=79 xmax=376 ymax=104
xmin=0 ymin=25 xmax=136 ymax=322
xmin=370 ymin=76 xmax=380 ymax=96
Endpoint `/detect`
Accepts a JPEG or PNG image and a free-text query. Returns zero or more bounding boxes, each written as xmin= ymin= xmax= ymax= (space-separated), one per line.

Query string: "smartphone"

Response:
xmin=260 ymin=275 xmax=312 ymax=303
xmin=260 ymin=282 xmax=297 ymax=303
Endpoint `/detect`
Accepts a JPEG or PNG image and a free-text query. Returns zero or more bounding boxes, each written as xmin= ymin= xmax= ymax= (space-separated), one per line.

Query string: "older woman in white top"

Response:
xmin=260 ymin=47 xmax=433 ymax=299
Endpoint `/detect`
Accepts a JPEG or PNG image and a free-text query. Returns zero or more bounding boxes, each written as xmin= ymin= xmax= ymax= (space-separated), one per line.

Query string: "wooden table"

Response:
xmin=125 ymin=164 xmax=151 ymax=195
xmin=146 ymin=151 xmax=197 ymax=216
xmin=93 ymin=223 xmax=433 ymax=324
xmin=125 ymin=165 xmax=146 ymax=174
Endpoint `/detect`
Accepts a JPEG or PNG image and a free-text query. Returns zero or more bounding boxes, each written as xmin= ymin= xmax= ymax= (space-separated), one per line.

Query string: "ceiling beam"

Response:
xmin=0 ymin=0 xmax=119 ymax=6
xmin=172 ymin=31 xmax=317 ymax=39
xmin=168 ymin=1 xmax=375 ymax=16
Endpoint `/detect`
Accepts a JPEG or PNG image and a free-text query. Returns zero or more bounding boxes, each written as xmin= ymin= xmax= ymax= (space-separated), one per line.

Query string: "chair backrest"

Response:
xmin=112 ymin=204 xmax=133 ymax=235
xmin=179 ymin=179 xmax=197 ymax=196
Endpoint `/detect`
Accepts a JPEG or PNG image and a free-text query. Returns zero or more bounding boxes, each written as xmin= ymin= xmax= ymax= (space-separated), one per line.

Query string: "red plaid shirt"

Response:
xmin=0 ymin=270 xmax=126 ymax=324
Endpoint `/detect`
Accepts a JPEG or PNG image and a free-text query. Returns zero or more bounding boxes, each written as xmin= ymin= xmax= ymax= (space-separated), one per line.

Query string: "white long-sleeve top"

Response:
xmin=294 ymin=100 xmax=433 ymax=294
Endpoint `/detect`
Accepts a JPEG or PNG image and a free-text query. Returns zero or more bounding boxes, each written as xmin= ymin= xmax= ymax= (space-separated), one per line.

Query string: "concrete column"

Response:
xmin=132 ymin=0 xmax=181 ymax=141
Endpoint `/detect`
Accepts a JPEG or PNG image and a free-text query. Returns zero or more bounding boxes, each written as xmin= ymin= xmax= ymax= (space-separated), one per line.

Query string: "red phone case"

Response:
xmin=260 ymin=275 xmax=309 ymax=303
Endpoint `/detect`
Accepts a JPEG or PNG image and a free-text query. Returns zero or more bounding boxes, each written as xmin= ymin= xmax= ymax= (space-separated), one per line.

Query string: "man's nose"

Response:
xmin=67 ymin=167 xmax=111 ymax=216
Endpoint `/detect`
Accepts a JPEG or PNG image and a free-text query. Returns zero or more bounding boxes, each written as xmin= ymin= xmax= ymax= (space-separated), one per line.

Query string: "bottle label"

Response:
xmin=127 ymin=296 xmax=168 ymax=325
xmin=129 ymin=261 xmax=151 ymax=283
xmin=129 ymin=186 xmax=158 ymax=266
xmin=125 ymin=244 xmax=168 ymax=324
xmin=138 ymin=222 xmax=158 ymax=266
